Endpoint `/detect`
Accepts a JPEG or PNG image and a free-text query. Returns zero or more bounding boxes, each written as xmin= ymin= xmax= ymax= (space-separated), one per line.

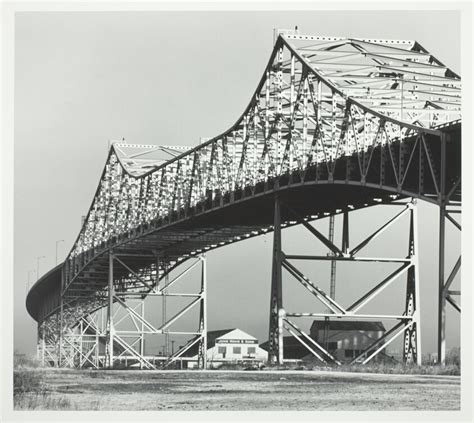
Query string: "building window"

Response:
xmin=328 ymin=342 xmax=337 ymax=351
xmin=218 ymin=346 xmax=226 ymax=355
xmin=247 ymin=347 xmax=256 ymax=355
xmin=233 ymin=346 xmax=241 ymax=354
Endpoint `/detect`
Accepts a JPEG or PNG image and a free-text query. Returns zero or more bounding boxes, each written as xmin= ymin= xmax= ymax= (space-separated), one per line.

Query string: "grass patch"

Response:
xmin=13 ymin=368 xmax=104 ymax=410
xmin=13 ymin=351 xmax=42 ymax=369
xmin=13 ymin=368 xmax=74 ymax=410
xmin=13 ymin=352 xmax=104 ymax=410
xmin=265 ymin=347 xmax=461 ymax=376
xmin=14 ymin=369 xmax=43 ymax=394
xmin=314 ymin=362 xmax=460 ymax=376
xmin=14 ymin=390 xmax=73 ymax=410
xmin=210 ymin=359 xmax=460 ymax=375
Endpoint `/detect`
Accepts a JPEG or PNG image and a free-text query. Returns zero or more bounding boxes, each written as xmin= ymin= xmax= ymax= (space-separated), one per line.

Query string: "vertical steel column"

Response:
xmin=163 ymin=265 xmax=169 ymax=357
xmin=438 ymin=204 xmax=446 ymax=365
xmin=342 ymin=210 xmax=349 ymax=255
xmin=42 ymin=338 xmax=46 ymax=364
xmin=79 ymin=319 xmax=84 ymax=368
xmin=325 ymin=214 xmax=338 ymax=349
xmin=55 ymin=308 xmax=60 ymax=367
xmin=36 ymin=325 xmax=40 ymax=362
xmin=197 ymin=255 xmax=207 ymax=369
xmin=107 ymin=251 xmax=115 ymax=368
xmin=100 ymin=307 xmax=104 ymax=368
xmin=58 ymin=268 xmax=64 ymax=367
xmin=413 ymin=201 xmax=422 ymax=365
xmin=140 ymin=301 xmax=145 ymax=370
xmin=438 ymin=133 xmax=447 ymax=365
xmin=268 ymin=194 xmax=283 ymax=365
xmin=202 ymin=255 xmax=207 ymax=369
xmin=156 ymin=256 xmax=161 ymax=364
xmin=402 ymin=200 xmax=422 ymax=365
xmin=37 ymin=323 xmax=44 ymax=364
xmin=328 ymin=215 xmax=336 ymax=299
xmin=95 ymin=313 xmax=99 ymax=368
xmin=41 ymin=322 xmax=45 ymax=365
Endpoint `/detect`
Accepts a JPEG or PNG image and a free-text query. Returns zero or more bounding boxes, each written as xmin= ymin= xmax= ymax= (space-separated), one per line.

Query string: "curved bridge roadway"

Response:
xmin=27 ymin=33 xmax=461 ymax=367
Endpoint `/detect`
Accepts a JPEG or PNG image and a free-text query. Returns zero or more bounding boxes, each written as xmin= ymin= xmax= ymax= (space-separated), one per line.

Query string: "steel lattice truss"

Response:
xmin=71 ymin=35 xmax=460 ymax=266
xmin=28 ymin=33 xmax=461 ymax=367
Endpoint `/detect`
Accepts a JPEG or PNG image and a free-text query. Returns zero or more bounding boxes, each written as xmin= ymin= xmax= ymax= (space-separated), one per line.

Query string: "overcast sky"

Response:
xmin=14 ymin=10 xmax=461 ymax=357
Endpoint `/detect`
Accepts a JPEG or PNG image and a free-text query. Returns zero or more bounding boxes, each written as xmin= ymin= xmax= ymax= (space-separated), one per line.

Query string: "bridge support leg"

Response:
xmin=95 ymin=315 xmax=100 ymax=368
xmin=403 ymin=201 xmax=421 ymax=365
xmin=280 ymin=199 xmax=422 ymax=365
xmin=37 ymin=324 xmax=45 ymax=365
xmin=162 ymin=260 xmax=169 ymax=359
xmin=197 ymin=255 xmax=207 ymax=370
xmin=268 ymin=194 xmax=283 ymax=365
xmin=139 ymin=301 xmax=145 ymax=370
xmin=436 ymin=132 xmax=461 ymax=366
xmin=57 ymin=267 xmax=64 ymax=368
xmin=79 ymin=319 xmax=84 ymax=367
xmin=36 ymin=318 xmax=58 ymax=367
xmin=437 ymin=200 xmax=461 ymax=366
xmin=106 ymin=251 xmax=115 ymax=369
xmin=438 ymin=203 xmax=446 ymax=365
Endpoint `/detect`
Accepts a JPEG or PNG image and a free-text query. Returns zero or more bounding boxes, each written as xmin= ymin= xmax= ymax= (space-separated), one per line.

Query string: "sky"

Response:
xmin=14 ymin=10 xmax=462 ymax=357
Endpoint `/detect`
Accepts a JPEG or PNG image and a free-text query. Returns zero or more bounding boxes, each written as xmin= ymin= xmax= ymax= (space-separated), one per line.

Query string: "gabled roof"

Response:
xmin=181 ymin=328 xmax=260 ymax=357
xmin=206 ymin=328 xmax=237 ymax=348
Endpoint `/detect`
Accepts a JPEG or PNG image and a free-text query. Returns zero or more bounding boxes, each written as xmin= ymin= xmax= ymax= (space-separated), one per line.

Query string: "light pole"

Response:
xmin=55 ymin=240 xmax=64 ymax=265
xmin=36 ymin=256 xmax=45 ymax=280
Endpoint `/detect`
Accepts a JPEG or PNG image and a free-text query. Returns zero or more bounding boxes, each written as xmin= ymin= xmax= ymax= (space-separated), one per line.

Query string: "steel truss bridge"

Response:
xmin=26 ymin=31 xmax=461 ymax=369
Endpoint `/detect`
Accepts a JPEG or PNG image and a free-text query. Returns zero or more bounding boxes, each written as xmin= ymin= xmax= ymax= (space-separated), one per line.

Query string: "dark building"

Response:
xmin=261 ymin=320 xmax=387 ymax=363
xmin=310 ymin=320 xmax=386 ymax=362
xmin=260 ymin=336 xmax=311 ymax=361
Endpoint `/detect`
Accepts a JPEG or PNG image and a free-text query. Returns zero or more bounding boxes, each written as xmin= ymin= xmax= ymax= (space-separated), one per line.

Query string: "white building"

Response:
xmin=185 ymin=328 xmax=268 ymax=368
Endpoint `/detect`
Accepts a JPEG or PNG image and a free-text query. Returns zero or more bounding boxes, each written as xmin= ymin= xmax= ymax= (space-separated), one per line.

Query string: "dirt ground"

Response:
xmin=23 ymin=368 xmax=460 ymax=411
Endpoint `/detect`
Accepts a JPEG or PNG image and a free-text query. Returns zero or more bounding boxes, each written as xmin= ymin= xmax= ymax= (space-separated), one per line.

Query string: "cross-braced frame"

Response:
xmin=41 ymin=255 xmax=208 ymax=369
xmin=268 ymin=196 xmax=421 ymax=365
